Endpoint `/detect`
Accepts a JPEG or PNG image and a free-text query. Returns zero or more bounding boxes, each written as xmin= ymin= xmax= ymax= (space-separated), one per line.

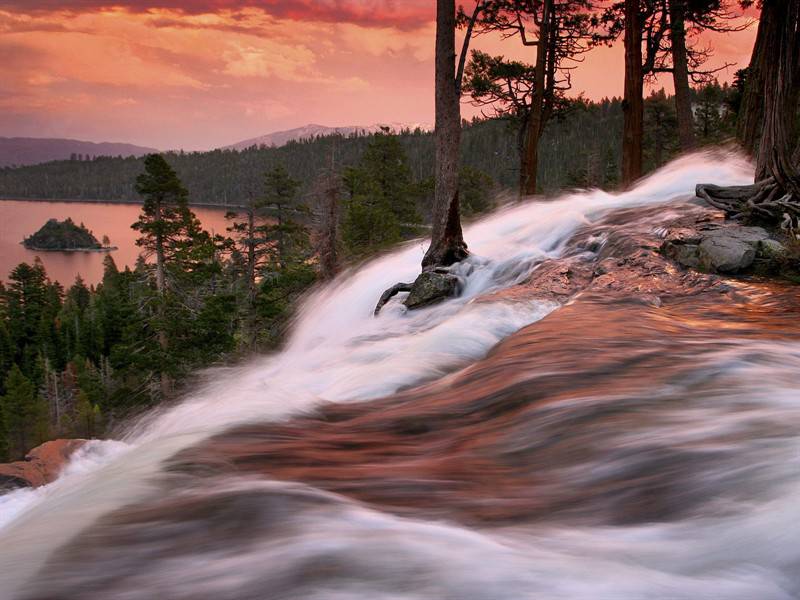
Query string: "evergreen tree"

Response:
xmin=459 ymin=166 xmax=495 ymax=215
xmin=1 ymin=365 xmax=49 ymax=460
xmin=644 ymin=88 xmax=679 ymax=170
xmin=342 ymin=133 xmax=422 ymax=255
xmin=342 ymin=169 xmax=402 ymax=254
xmin=133 ymin=154 xmax=202 ymax=396
xmin=262 ymin=165 xmax=310 ymax=271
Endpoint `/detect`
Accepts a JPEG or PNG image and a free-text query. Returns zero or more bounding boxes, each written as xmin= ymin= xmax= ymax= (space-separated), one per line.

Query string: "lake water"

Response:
xmin=0 ymin=200 xmax=231 ymax=286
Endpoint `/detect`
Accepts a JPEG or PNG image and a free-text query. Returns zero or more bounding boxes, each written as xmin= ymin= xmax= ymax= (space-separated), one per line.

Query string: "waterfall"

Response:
xmin=7 ymin=150 xmax=797 ymax=600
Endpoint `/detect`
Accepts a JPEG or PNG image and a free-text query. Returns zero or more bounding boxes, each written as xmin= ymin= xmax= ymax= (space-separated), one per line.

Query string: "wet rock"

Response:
xmin=0 ymin=439 xmax=86 ymax=490
xmin=663 ymin=224 xmax=776 ymax=274
xmin=697 ymin=233 xmax=757 ymax=273
xmin=664 ymin=243 xmax=701 ymax=269
xmin=403 ymin=271 xmax=459 ymax=310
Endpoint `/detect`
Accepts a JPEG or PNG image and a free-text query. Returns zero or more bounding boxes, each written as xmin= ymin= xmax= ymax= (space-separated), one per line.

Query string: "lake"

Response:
xmin=0 ymin=200 xmax=232 ymax=286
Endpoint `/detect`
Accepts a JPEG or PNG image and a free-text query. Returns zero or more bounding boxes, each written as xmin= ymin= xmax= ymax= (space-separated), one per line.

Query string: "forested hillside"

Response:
xmin=0 ymin=86 xmax=738 ymax=207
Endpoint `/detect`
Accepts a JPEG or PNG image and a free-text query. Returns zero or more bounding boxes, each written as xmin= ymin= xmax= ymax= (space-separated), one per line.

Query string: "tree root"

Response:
xmin=696 ymin=177 xmax=800 ymax=230
xmin=374 ymin=282 xmax=413 ymax=315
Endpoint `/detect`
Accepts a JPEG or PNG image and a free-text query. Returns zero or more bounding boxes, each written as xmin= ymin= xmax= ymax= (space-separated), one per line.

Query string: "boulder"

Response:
xmin=663 ymin=223 xmax=779 ymax=274
xmin=663 ymin=243 xmax=701 ymax=269
xmin=403 ymin=271 xmax=460 ymax=310
xmin=698 ymin=235 xmax=756 ymax=273
xmin=0 ymin=439 xmax=86 ymax=490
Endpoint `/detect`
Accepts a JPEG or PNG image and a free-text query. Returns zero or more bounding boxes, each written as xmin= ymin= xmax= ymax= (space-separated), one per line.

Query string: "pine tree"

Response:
xmin=342 ymin=168 xmax=401 ymax=254
xmin=1 ymin=364 xmax=49 ymax=460
xmin=459 ymin=166 xmax=495 ymax=215
xmin=341 ymin=133 xmax=423 ymax=255
xmin=132 ymin=154 xmax=195 ymax=396
xmin=261 ymin=165 xmax=310 ymax=271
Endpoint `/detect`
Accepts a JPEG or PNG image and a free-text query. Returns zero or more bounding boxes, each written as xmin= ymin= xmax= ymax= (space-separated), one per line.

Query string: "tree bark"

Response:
xmin=697 ymin=0 xmax=800 ymax=224
xmin=244 ymin=204 xmax=257 ymax=349
xmin=317 ymin=174 xmax=340 ymax=281
xmin=520 ymin=0 xmax=552 ymax=196
xmin=153 ymin=199 xmax=170 ymax=397
xmin=736 ymin=1 xmax=772 ymax=159
xmin=622 ymin=0 xmax=644 ymax=187
xmin=669 ymin=0 xmax=696 ymax=151
xmin=755 ymin=0 xmax=800 ymax=188
xmin=423 ymin=0 xmax=468 ymax=270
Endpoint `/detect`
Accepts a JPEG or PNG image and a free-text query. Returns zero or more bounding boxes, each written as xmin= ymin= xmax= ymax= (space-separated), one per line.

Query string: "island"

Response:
xmin=22 ymin=218 xmax=115 ymax=252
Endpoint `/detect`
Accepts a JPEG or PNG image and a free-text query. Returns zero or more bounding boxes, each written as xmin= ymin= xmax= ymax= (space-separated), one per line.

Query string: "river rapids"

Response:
xmin=1 ymin=151 xmax=800 ymax=599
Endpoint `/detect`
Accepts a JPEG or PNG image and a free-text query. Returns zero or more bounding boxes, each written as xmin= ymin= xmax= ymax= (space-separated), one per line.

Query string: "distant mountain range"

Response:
xmin=0 ymin=137 xmax=157 ymax=168
xmin=222 ymin=122 xmax=433 ymax=151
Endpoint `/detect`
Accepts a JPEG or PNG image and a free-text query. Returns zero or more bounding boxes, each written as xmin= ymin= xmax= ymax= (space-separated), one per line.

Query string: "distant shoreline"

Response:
xmin=20 ymin=243 xmax=119 ymax=253
xmin=0 ymin=197 xmax=241 ymax=210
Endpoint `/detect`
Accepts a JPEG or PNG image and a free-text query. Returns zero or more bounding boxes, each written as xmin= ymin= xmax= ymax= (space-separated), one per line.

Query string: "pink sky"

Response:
xmin=0 ymin=1 xmax=758 ymax=151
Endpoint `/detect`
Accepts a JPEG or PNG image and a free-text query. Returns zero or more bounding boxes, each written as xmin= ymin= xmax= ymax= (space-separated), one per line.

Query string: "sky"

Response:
xmin=0 ymin=1 xmax=758 ymax=151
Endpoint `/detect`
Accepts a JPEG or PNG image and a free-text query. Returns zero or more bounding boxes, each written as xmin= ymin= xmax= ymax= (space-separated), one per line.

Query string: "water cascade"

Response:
xmin=3 ymin=152 xmax=799 ymax=599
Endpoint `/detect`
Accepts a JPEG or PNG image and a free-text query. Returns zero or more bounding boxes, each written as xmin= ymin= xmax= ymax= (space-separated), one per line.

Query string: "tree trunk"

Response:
xmin=755 ymin=0 xmax=800 ymax=187
xmin=622 ymin=0 xmax=644 ymax=187
xmin=736 ymin=1 xmax=773 ymax=158
xmin=423 ymin=0 xmax=468 ymax=270
xmin=153 ymin=199 xmax=170 ymax=396
xmin=520 ymin=0 xmax=551 ymax=196
xmin=669 ymin=0 xmax=696 ymax=151
xmin=318 ymin=177 xmax=340 ymax=281
xmin=697 ymin=0 xmax=800 ymax=224
xmin=244 ymin=206 xmax=257 ymax=349
xmin=520 ymin=120 xmax=542 ymax=196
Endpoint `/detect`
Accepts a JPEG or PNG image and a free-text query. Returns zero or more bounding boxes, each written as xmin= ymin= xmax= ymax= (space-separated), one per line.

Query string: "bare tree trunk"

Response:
xmin=520 ymin=0 xmax=552 ymax=196
xmin=622 ymin=0 xmax=644 ymax=187
xmin=697 ymin=0 xmax=800 ymax=223
xmin=243 ymin=205 xmax=257 ymax=349
xmin=423 ymin=0 xmax=468 ymax=270
xmin=669 ymin=0 xmax=696 ymax=151
xmin=755 ymin=0 xmax=800 ymax=187
xmin=317 ymin=175 xmax=340 ymax=281
xmin=520 ymin=121 xmax=542 ymax=196
xmin=736 ymin=2 xmax=772 ymax=158
xmin=153 ymin=200 xmax=170 ymax=396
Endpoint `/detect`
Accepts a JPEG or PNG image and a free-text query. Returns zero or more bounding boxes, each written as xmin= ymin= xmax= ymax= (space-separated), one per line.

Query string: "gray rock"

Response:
xmin=698 ymin=235 xmax=755 ymax=272
xmin=404 ymin=271 xmax=459 ymax=310
xmin=664 ymin=224 xmax=776 ymax=274
xmin=663 ymin=242 xmax=701 ymax=269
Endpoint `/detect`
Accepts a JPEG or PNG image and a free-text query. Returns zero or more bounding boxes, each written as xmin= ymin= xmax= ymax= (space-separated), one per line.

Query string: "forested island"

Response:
xmin=22 ymin=218 xmax=113 ymax=251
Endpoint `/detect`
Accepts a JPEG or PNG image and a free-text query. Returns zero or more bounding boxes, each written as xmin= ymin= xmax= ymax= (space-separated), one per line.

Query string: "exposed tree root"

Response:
xmin=374 ymin=282 xmax=413 ymax=315
xmin=696 ymin=177 xmax=800 ymax=229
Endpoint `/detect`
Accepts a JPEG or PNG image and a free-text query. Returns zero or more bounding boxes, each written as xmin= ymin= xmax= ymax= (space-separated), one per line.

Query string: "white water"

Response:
xmin=0 ymin=151 xmax=759 ymax=598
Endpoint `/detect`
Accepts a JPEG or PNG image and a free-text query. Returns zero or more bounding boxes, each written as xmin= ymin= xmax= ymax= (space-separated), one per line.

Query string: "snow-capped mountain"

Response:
xmin=222 ymin=122 xmax=433 ymax=151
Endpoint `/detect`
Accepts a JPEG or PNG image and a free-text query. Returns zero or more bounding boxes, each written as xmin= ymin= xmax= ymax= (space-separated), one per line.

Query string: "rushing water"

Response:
xmin=0 ymin=200 xmax=230 ymax=285
xmin=3 ymin=151 xmax=799 ymax=599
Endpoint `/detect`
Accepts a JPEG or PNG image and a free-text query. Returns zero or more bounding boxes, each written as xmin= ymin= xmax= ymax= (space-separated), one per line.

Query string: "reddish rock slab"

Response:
xmin=0 ymin=439 xmax=87 ymax=490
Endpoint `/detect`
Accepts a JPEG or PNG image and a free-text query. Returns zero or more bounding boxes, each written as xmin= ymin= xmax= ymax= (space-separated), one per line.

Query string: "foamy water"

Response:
xmin=0 ymin=151 xmax=768 ymax=599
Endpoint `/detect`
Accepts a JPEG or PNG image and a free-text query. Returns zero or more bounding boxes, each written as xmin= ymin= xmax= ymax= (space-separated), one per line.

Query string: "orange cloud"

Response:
xmin=0 ymin=3 xmax=757 ymax=151
xmin=0 ymin=1 xmax=433 ymax=28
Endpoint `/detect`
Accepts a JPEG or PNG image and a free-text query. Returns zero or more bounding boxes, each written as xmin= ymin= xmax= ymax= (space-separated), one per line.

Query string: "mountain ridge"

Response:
xmin=0 ymin=137 xmax=157 ymax=168
xmin=222 ymin=122 xmax=433 ymax=151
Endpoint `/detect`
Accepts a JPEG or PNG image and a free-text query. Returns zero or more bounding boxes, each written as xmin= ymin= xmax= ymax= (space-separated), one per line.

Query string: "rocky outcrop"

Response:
xmin=662 ymin=222 xmax=786 ymax=274
xmin=403 ymin=271 xmax=460 ymax=310
xmin=0 ymin=439 xmax=86 ymax=490
xmin=374 ymin=270 xmax=461 ymax=315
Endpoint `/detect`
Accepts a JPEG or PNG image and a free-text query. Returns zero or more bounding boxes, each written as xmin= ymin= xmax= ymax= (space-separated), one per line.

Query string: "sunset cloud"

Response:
xmin=0 ymin=1 xmax=433 ymax=29
xmin=0 ymin=2 xmax=756 ymax=151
